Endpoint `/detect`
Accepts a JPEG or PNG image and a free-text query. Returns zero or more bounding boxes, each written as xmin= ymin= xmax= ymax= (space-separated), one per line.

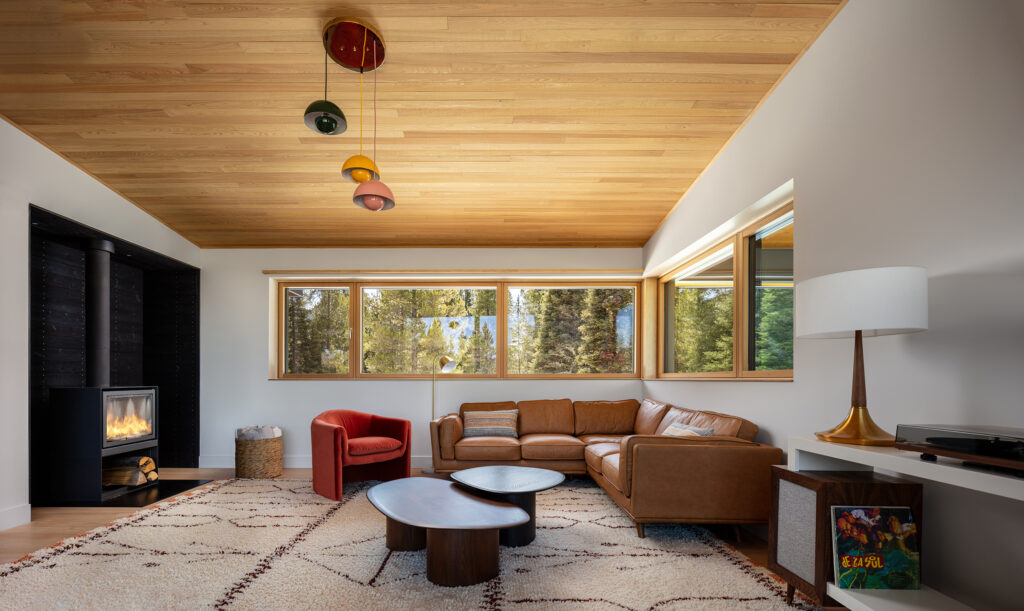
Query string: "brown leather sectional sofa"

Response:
xmin=429 ymin=398 xmax=784 ymax=537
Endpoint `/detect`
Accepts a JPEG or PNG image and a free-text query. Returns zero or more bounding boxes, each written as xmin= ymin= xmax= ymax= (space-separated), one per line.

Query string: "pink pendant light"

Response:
xmin=353 ymin=179 xmax=395 ymax=211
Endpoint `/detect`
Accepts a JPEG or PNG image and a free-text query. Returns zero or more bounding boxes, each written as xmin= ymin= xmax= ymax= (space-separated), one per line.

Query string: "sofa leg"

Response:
xmin=636 ymin=523 xmax=645 ymax=538
xmin=732 ymin=525 xmax=743 ymax=543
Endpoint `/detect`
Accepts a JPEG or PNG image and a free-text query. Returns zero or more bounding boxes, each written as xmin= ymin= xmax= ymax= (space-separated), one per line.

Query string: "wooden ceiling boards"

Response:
xmin=0 ymin=1 xmax=843 ymax=248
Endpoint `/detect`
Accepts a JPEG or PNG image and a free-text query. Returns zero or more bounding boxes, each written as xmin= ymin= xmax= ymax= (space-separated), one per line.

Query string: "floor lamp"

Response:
xmin=431 ymin=355 xmax=457 ymax=422
xmin=795 ymin=266 xmax=928 ymax=445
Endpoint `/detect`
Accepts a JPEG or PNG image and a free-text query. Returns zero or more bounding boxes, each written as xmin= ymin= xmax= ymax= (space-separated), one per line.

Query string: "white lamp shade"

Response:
xmin=795 ymin=266 xmax=928 ymax=339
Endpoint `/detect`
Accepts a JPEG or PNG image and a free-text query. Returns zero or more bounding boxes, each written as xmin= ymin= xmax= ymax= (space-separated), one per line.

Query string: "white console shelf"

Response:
xmin=788 ymin=436 xmax=1024 ymax=611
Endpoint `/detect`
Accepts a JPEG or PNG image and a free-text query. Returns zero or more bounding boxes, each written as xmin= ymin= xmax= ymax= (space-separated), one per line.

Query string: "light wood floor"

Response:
xmin=0 ymin=468 xmax=768 ymax=568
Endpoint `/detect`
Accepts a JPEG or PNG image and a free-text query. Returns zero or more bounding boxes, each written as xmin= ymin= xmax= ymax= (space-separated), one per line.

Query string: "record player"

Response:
xmin=894 ymin=424 xmax=1024 ymax=475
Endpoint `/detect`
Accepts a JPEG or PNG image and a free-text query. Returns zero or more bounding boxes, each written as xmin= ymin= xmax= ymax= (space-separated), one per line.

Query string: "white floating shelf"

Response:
xmin=788 ymin=436 xmax=1024 ymax=502
xmin=826 ymin=583 xmax=973 ymax=611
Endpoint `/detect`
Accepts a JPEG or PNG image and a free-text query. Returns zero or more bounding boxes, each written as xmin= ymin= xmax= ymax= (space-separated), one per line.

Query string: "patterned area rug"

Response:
xmin=1 ymin=479 xmax=814 ymax=610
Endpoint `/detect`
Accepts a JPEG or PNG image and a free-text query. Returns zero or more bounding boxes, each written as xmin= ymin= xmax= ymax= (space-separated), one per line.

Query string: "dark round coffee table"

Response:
xmin=367 ymin=477 xmax=529 ymax=587
xmin=451 ymin=465 xmax=565 ymax=547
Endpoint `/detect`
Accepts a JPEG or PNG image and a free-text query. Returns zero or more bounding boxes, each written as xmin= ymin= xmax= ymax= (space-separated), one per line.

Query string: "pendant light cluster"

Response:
xmin=304 ymin=18 xmax=395 ymax=212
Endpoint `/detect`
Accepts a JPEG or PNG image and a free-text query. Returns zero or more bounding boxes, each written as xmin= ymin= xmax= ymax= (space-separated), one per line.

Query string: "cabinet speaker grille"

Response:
xmin=776 ymin=478 xmax=816 ymax=583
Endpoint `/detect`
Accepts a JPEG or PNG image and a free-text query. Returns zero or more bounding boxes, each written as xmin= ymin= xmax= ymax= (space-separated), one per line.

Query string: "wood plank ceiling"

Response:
xmin=0 ymin=1 xmax=842 ymax=248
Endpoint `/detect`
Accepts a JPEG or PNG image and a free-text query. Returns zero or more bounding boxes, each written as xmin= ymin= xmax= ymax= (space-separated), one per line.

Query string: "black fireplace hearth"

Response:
xmin=29 ymin=206 xmax=199 ymax=506
xmin=39 ymin=387 xmax=159 ymax=504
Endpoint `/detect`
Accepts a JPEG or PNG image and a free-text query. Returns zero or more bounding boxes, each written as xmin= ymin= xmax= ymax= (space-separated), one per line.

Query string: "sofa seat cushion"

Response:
xmin=519 ymin=433 xmax=585 ymax=460
xmin=584 ymin=443 xmax=619 ymax=473
xmin=454 ymin=436 xmax=521 ymax=461
xmin=348 ymin=436 xmax=403 ymax=456
xmin=578 ymin=434 xmax=625 ymax=445
xmin=573 ymin=400 xmax=639 ymax=435
xmin=601 ymin=453 xmax=623 ymax=492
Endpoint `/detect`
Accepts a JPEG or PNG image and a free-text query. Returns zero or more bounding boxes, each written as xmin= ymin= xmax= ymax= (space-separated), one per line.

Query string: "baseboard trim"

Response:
xmin=199 ymin=455 xmax=433 ymax=471
xmin=0 ymin=503 xmax=31 ymax=532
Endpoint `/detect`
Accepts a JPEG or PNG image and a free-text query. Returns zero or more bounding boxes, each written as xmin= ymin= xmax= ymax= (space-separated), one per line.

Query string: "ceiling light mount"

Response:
xmin=323 ymin=18 xmax=386 ymax=73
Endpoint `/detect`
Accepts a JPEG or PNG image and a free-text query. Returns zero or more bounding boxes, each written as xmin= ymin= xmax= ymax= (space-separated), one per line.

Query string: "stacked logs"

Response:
xmin=102 ymin=455 xmax=158 ymax=487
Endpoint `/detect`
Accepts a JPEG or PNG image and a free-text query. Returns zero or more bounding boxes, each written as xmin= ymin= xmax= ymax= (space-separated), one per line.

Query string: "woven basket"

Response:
xmin=235 ymin=435 xmax=283 ymax=478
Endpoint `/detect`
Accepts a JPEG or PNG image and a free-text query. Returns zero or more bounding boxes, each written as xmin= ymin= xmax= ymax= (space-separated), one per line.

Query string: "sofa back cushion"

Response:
xmin=688 ymin=409 xmax=759 ymax=441
xmin=517 ymin=399 xmax=574 ymax=435
xmin=573 ymin=400 xmax=639 ymax=435
xmin=634 ymin=398 xmax=670 ymax=435
xmin=458 ymin=401 xmax=517 ymax=419
xmin=654 ymin=406 xmax=697 ymax=435
xmin=654 ymin=405 xmax=759 ymax=441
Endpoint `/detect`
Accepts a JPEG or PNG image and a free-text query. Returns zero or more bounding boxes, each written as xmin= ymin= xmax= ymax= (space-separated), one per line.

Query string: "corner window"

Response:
xmin=659 ymin=203 xmax=794 ymax=379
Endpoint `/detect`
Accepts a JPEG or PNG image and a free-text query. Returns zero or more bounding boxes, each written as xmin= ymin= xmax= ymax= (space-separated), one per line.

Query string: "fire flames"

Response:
xmin=106 ymin=410 xmax=152 ymax=441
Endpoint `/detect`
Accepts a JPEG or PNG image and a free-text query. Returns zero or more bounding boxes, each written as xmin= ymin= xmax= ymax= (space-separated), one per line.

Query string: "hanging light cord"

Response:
xmin=358 ymin=28 xmax=367 ymax=156
xmin=323 ymin=50 xmax=327 ymax=99
xmin=373 ymin=43 xmax=378 ymax=177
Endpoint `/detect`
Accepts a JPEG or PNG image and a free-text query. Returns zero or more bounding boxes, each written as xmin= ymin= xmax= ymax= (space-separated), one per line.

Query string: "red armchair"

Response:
xmin=311 ymin=410 xmax=411 ymax=501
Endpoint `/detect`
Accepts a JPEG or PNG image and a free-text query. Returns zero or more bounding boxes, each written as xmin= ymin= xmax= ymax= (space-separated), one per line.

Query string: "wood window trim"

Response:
xmin=276 ymin=281 xmax=356 ymax=379
xmin=656 ymin=201 xmax=794 ymax=381
xmin=273 ymin=280 xmax=642 ymax=380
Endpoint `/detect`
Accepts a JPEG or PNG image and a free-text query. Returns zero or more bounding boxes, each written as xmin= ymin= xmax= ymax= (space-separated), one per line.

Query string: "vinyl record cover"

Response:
xmin=831 ymin=506 xmax=920 ymax=589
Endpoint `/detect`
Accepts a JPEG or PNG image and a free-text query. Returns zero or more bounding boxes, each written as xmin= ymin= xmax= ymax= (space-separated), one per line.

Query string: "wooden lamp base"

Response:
xmin=817 ymin=330 xmax=896 ymax=446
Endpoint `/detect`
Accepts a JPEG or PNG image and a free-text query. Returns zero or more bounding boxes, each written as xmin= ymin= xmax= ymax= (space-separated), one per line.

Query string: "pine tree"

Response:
xmin=576 ymin=288 xmax=633 ymax=373
xmin=753 ymin=287 xmax=794 ymax=370
xmin=532 ymin=289 xmax=586 ymax=373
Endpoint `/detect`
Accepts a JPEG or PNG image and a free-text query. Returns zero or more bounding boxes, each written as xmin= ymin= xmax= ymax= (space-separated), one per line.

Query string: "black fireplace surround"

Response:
xmin=29 ymin=206 xmax=199 ymax=505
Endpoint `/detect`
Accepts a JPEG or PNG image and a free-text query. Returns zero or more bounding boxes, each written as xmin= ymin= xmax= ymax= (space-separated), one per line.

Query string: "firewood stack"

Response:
xmin=103 ymin=455 xmax=158 ymax=487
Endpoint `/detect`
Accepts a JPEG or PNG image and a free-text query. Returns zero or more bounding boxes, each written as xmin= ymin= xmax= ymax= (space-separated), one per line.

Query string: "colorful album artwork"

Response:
xmin=831 ymin=506 xmax=920 ymax=589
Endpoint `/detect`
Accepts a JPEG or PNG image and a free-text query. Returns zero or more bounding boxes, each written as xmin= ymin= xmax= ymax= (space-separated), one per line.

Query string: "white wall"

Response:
xmin=642 ymin=1 xmax=1024 ymax=608
xmin=0 ymin=120 xmax=201 ymax=531
xmin=199 ymin=248 xmax=643 ymax=470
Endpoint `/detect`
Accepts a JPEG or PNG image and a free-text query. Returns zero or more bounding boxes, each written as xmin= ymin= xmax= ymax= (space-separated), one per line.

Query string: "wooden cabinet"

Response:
xmin=768 ymin=466 xmax=922 ymax=606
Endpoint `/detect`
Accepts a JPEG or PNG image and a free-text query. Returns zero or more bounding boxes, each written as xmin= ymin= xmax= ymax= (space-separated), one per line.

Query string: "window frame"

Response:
xmin=503 ymin=282 xmax=642 ymax=380
xmin=657 ymin=202 xmax=794 ymax=381
xmin=274 ymin=280 xmax=642 ymax=380
xmin=356 ymin=282 xmax=503 ymax=379
xmin=276 ymin=281 xmax=356 ymax=379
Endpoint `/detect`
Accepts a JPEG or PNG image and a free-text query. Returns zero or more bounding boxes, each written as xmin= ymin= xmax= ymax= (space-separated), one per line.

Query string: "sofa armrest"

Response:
xmin=619 ymin=435 xmax=783 ymax=521
xmin=431 ymin=414 xmax=462 ymax=461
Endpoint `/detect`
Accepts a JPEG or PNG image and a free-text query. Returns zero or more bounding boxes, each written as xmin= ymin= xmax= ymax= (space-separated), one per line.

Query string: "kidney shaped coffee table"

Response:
xmin=451 ymin=465 xmax=565 ymax=547
xmin=366 ymin=477 xmax=529 ymax=586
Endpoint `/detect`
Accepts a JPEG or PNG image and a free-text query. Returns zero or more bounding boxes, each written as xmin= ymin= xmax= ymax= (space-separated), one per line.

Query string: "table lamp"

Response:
xmin=431 ymin=355 xmax=457 ymax=421
xmin=795 ymin=266 xmax=928 ymax=445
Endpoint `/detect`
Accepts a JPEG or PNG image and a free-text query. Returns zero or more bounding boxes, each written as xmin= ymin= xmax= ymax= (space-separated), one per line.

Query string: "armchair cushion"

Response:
xmin=348 ymin=436 xmax=403 ymax=456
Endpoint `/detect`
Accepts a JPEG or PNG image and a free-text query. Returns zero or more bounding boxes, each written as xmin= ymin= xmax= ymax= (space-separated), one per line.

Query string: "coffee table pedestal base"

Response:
xmin=385 ymin=517 xmax=426 ymax=551
xmin=426 ymin=528 xmax=499 ymax=586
